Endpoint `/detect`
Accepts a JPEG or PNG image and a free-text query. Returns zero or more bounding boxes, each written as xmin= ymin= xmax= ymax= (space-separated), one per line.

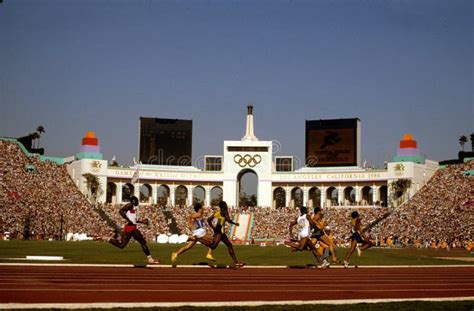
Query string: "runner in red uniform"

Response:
xmin=109 ymin=196 xmax=159 ymax=264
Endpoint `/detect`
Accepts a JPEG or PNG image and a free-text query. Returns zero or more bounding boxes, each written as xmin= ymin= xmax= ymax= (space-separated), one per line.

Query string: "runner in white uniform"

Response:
xmin=171 ymin=203 xmax=215 ymax=265
xmin=297 ymin=214 xmax=311 ymax=240
xmin=285 ymin=206 xmax=321 ymax=265
xmin=192 ymin=218 xmax=207 ymax=238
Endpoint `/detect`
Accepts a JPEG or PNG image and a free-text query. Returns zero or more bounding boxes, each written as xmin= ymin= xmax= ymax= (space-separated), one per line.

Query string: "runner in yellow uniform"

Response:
xmin=207 ymin=201 xmax=245 ymax=268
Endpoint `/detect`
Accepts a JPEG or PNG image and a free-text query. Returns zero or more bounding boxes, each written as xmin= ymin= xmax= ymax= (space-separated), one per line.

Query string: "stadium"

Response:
xmin=1 ymin=106 xmax=473 ymax=310
xmin=1 ymin=0 xmax=473 ymax=309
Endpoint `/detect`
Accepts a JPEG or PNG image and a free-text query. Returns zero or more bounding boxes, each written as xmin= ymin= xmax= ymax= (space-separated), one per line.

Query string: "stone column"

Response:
xmin=188 ymin=185 xmax=194 ymax=206
xmin=205 ymin=185 xmax=212 ymax=206
xmin=152 ymin=183 xmax=158 ymax=205
xmin=338 ymin=185 xmax=344 ymax=206
xmin=372 ymin=185 xmax=378 ymax=205
xmin=134 ymin=183 xmax=140 ymax=199
xmin=117 ymin=181 xmax=123 ymax=204
xmin=302 ymin=187 xmax=309 ymax=207
xmin=170 ymin=185 xmax=176 ymax=206
xmin=355 ymin=185 xmax=360 ymax=206
xmin=285 ymin=187 xmax=291 ymax=208
xmin=320 ymin=186 xmax=326 ymax=208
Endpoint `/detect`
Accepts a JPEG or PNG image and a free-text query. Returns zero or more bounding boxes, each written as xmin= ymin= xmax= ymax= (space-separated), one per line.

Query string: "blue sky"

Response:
xmin=0 ymin=0 xmax=472 ymax=168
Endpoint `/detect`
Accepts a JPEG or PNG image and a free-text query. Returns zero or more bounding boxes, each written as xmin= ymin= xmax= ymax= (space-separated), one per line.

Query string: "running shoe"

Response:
xmin=321 ymin=260 xmax=330 ymax=268
xmin=356 ymin=245 xmax=362 ymax=257
xmin=343 ymin=261 xmax=349 ymax=268
xmin=206 ymin=254 xmax=216 ymax=261
xmin=147 ymin=258 xmax=160 ymax=265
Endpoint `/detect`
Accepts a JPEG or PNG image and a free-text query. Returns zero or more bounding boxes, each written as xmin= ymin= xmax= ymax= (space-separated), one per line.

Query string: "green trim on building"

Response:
xmin=75 ymin=152 xmax=103 ymax=160
xmin=40 ymin=156 xmax=65 ymax=165
xmin=393 ymin=155 xmax=425 ymax=164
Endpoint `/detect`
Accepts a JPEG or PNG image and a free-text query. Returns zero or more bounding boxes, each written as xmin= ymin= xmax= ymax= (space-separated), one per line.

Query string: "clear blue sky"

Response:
xmin=0 ymin=0 xmax=472 ymax=168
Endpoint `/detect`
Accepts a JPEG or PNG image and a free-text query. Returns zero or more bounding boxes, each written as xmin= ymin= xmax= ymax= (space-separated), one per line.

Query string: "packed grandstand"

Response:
xmin=1 ymin=139 xmax=473 ymax=251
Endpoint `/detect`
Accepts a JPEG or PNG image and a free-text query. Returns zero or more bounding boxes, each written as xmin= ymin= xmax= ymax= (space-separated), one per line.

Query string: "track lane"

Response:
xmin=0 ymin=266 xmax=473 ymax=304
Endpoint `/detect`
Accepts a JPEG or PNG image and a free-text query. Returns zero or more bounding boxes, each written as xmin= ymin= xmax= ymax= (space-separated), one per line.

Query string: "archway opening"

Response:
xmin=308 ymin=187 xmax=321 ymax=208
xmin=362 ymin=186 xmax=373 ymax=205
xmin=122 ymin=183 xmax=134 ymax=202
xmin=106 ymin=182 xmax=117 ymax=204
xmin=238 ymin=169 xmax=258 ymax=207
xmin=344 ymin=187 xmax=356 ymax=206
xmin=193 ymin=186 xmax=205 ymax=205
xmin=210 ymin=186 xmax=223 ymax=206
xmin=157 ymin=185 xmax=170 ymax=206
xmin=379 ymin=185 xmax=388 ymax=207
xmin=273 ymin=187 xmax=286 ymax=209
xmin=291 ymin=187 xmax=303 ymax=208
xmin=140 ymin=184 xmax=152 ymax=203
xmin=175 ymin=185 xmax=188 ymax=207
xmin=326 ymin=186 xmax=338 ymax=207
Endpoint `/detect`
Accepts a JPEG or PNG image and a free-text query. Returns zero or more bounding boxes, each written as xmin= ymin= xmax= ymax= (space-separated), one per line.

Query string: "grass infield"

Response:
xmin=0 ymin=240 xmax=472 ymax=266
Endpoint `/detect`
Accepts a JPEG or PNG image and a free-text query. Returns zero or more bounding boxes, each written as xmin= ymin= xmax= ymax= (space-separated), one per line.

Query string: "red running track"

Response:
xmin=0 ymin=266 xmax=473 ymax=304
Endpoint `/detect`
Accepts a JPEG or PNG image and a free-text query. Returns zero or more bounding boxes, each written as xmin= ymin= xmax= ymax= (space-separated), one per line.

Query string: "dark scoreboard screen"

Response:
xmin=305 ymin=118 xmax=360 ymax=167
xmin=139 ymin=117 xmax=192 ymax=166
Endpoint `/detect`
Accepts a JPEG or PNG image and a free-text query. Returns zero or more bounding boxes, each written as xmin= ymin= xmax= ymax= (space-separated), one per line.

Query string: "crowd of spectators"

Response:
xmin=249 ymin=205 xmax=389 ymax=245
xmin=99 ymin=203 xmax=171 ymax=241
xmin=248 ymin=161 xmax=473 ymax=249
xmin=1 ymin=139 xmax=472 ymax=250
xmin=0 ymin=140 xmax=112 ymax=240
xmin=370 ymin=161 xmax=474 ymax=249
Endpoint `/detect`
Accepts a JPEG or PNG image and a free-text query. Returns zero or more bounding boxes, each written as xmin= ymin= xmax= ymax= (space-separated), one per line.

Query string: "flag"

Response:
xmin=131 ymin=166 xmax=139 ymax=184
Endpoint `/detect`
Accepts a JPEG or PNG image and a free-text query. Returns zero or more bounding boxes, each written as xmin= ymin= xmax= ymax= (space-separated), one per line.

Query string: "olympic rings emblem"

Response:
xmin=233 ymin=154 xmax=262 ymax=168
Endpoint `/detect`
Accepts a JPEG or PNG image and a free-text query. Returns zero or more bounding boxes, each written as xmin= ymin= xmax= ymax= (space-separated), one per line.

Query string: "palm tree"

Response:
xmin=83 ymin=173 xmax=102 ymax=204
xmin=470 ymin=133 xmax=474 ymax=152
xmin=36 ymin=125 xmax=45 ymax=149
xmin=459 ymin=135 xmax=468 ymax=151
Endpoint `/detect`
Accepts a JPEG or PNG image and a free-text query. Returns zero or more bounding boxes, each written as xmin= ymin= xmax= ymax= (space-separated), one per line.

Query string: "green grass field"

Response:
xmin=0 ymin=240 xmax=472 ymax=266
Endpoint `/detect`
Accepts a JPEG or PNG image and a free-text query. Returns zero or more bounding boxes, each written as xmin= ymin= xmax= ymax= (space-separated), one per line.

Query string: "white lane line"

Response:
xmin=0 ymin=263 xmax=473 ymax=268
xmin=1 ymin=288 xmax=473 ymax=293
xmin=1 ymin=281 xmax=472 ymax=286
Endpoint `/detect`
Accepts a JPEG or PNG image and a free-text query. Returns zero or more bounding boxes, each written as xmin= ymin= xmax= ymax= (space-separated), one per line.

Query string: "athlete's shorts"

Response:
xmin=213 ymin=225 xmax=223 ymax=235
xmin=351 ymin=232 xmax=363 ymax=243
xmin=124 ymin=224 xmax=137 ymax=234
xmin=193 ymin=228 xmax=207 ymax=238
xmin=298 ymin=227 xmax=310 ymax=240
xmin=298 ymin=232 xmax=310 ymax=240
xmin=311 ymin=230 xmax=324 ymax=240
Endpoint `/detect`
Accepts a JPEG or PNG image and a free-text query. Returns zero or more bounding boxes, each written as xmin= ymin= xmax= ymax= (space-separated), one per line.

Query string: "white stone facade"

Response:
xmin=67 ymin=107 xmax=438 ymax=208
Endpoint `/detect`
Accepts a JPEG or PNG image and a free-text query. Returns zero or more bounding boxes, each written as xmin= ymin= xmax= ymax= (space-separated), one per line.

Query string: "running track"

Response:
xmin=0 ymin=265 xmax=473 ymax=306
